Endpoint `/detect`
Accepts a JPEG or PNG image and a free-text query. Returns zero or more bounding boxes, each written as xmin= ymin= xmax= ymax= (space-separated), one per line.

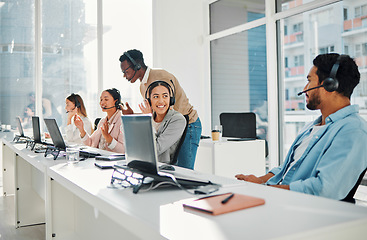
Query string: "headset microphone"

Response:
xmin=297 ymin=85 xmax=323 ymax=96
xmin=103 ymin=106 xmax=115 ymax=110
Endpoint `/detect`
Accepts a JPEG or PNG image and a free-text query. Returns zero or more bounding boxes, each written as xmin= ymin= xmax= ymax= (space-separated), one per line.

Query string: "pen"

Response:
xmin=221 ymin=193 xmax=234 ymax=204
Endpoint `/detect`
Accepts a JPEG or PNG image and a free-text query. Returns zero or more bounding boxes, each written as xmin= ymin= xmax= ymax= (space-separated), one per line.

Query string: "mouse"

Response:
xmin=159 ymin=165 xmax=175 ymax=171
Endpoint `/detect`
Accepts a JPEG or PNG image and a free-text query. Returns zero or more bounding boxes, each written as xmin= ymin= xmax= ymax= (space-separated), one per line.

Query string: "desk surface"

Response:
xmin=48 ymin=160 xmax=367 ymax=239
xmin=2 ymin=131 xmax=367 ymax=239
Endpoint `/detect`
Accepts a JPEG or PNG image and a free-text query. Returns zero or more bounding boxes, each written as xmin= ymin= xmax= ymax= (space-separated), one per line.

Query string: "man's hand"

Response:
xmin=121 ymin=102 xmax=134 ymax=115
xmin=235 ymin=174 xmax=265 ymax=184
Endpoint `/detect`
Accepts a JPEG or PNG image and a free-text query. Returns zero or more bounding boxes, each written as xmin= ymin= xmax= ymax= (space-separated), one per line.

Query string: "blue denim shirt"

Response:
xmin=267 ymin=105 xmax=367 ymax=200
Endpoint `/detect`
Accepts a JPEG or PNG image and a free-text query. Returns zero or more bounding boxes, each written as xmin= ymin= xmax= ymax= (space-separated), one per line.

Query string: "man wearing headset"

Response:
xmin=119 ymin=49 xmax=201 ymax=170
xmin=236 ymin=53 xmax=367 ymax=202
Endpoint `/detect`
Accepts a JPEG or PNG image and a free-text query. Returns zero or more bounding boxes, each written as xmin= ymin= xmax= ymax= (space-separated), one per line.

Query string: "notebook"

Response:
xmin=43 ymin=118 xmax=101 ymax=158
xmin=120 ymin=114 xmax=211 ymax=187
xmin=183 ymin=192 xmax=265 ymax=215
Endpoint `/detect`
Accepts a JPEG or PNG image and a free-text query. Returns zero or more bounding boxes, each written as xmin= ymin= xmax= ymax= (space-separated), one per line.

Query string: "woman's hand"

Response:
xmin=139 ymin=99 xmax=152 ymax=114
xmin=67 ymin=107 xmax=78 ymax=125
xmin=74 ymin=114 xmax=86 ymax=138
xmin=101 ymin=120 xmax=113 ymax=144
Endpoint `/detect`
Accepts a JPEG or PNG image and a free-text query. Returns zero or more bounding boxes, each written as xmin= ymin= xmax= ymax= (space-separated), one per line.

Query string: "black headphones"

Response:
xmin=105 ymin=88 xmax=122 ymax=110
xmin=124 ymin=51 xmax=142 ymax=71
xmin=322 ymin=55 xmax=342 ymax=92
xmin=145 ymin=81 xmax=175 ymax=106
xmin=71 ymin=93 xmax=81 ymax=108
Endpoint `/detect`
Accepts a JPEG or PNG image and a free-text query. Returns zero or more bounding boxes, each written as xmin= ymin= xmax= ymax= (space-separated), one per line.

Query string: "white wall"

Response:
xmin=152 ymin=0 xmax=211 ymax=134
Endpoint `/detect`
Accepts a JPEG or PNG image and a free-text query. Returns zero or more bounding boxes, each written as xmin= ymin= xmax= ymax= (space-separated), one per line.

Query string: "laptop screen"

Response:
xmin=121 ymin=114 xmax=159 ymax=174
xmin=44 ymin=118 xmax=66 ymax=150
xmin=16 ymin=116 xmax=24 ymax=137
xmin=32 ymin=116 xmax=42 ymax=143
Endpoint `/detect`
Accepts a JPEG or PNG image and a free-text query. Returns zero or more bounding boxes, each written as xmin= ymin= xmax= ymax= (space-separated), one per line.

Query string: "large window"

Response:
xmin=41 ymin=0 xmax=98 ymax=129
xmin=210 ymin=1 xmax=268 ymax=151
xmin=279 ymin=0 xmax=367 ymax=160
xmin=0 ymin=1 xmax=35 ymax=130
xmin=0 ymin=0 xmax=152 ymax=134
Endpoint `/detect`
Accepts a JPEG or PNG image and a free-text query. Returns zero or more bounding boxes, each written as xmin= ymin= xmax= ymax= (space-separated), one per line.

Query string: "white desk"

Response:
xmin=2 ymin=132 xmax=367 ymax=240
xmin=195 ymin=138 xmax=266 ymax=178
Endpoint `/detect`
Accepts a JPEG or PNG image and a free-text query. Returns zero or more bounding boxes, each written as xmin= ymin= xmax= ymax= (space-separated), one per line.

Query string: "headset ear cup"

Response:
xmin=147 ymin=98 xmax=151 ymax=106
xmin=170 ymin=96 xmax=175 ymax=106
xmin=135 ymin=64 xmax=141 ymax=71
xmin=323 ymin=77 xmax=339 ymax=92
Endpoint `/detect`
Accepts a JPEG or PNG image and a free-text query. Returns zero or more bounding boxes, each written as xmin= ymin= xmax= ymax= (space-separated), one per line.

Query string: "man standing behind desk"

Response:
xmin=119 ymin=49 xmax=201 ymax=170
xmin=236 ymin=53 xmax=367 ymax=202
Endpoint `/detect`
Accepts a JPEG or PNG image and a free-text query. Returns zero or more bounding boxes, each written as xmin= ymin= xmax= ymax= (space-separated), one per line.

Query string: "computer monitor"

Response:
xmin=121 ymin=114 xmax=158 ymax=174
xmin=44 ymin=118 xmax=66 ymax=150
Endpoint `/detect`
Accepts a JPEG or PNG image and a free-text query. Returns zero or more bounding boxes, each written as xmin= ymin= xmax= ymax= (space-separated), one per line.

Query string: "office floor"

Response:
xmin=0 ymin=177 xmax=45 ymax=240
xmin=0 ymin=177 xmax=367 ymax=240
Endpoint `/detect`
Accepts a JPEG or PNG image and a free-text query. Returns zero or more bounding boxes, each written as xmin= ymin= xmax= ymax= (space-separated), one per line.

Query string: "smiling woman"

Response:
xmin=139 ymin=81 xmax=186 ymax=164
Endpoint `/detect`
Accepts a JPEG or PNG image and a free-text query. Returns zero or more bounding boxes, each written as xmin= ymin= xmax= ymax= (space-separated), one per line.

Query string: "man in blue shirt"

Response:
xmin=236 ymin=53 xmax=367 ymax=201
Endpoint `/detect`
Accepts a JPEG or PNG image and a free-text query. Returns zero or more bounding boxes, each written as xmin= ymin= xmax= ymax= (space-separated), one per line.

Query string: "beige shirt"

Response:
xmin=140 ymin=68 xmax=198 ymax=124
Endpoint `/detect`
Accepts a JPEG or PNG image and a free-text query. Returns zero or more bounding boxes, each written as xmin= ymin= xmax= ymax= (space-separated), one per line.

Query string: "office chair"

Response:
xmin=220 ymin=112 xmax=268 ymax=157
xmin=94 ymin=118 xmax=101 ymax=131
xmin=219 ymin=112 xmax=257 ymax=139
xmin=341 ymin=168 xmax=367 ymax=204
xmin=171 ymin=115 xmax=189 ymax=165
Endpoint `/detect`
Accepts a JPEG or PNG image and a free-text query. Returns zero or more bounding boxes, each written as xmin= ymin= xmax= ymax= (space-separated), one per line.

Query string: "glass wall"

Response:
xmin=279 ymin=0 xmax=367 ymax=159
xmin=210 ymin=0 xmax=268 ymax=158
xmin=0 ymin=1 xmax=35 ymax=130
xmin=0 ymin=0 xmax=152 ymax=135
xmin=41 ymin=0 xmax=98 ymax=129
xmin=210 ymin=0 xmax=265 ymax=34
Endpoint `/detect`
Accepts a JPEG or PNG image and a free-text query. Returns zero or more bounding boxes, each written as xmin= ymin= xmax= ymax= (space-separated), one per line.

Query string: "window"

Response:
xmin=293 ymin=23 xmax=303 ymax=33
xmin=362 ymin=43 xmax=367 ymax=56
xmin=210 ymin=0 xmax=265 ymax=34
xmin=210 ymin=4 xmax=268 ymax=144
xmin=279 ymin=0 xmax=367 ymax=163
xmin=0 ymin=0 xmax=152 ymax=132
xmin=294 ymin=55 xmax=304 ymax=67
xmin=356 ymin=44 xmax=361 ymax=57
xmin=0 ymin=1 xmax=35 ymax=128
xmin=344 ymin=8 xmax=348 ymax=20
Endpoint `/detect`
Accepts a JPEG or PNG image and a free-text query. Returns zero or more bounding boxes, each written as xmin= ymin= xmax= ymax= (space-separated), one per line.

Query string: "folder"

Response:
xmin=183 ymin=192 xmax=265 ymax=215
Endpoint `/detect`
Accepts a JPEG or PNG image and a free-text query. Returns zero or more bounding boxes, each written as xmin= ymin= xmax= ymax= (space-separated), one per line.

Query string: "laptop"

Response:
xmin=30 ymin=116 xmax=53 ymax=149
xmin=44 ymin=118 xmax=101 ymax=158
xmin=120 ymin=114 xmax=212 ymax=187
xmin=13 ymin=117 xmax=30 ymax=143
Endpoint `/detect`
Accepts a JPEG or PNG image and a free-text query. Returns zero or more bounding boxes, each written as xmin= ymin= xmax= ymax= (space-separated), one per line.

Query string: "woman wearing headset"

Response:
xmin=139 ymin=81 xmax=186 ymax=164
xmin=65 ymin=93 xmax=93 ymax=144
xmin=74 ymin=88 xmax=125 ymax=153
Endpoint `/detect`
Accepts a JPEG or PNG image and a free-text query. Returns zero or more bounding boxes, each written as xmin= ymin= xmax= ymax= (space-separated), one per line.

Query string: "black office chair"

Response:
xmin=219 ymin=112 xmax=257 ymax=139
xmin=171 ymin=115 xmax=189 ymax=165
xmin=341 ymin=168 xmax=367 ymax=204
xmin=94 ymin=118 xmax=101 ymax=131
xmin=220 ymin=112 xmax=268 ymax=157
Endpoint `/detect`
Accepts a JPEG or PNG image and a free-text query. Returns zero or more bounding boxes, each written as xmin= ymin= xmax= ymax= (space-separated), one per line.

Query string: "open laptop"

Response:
xmin=44 ymin=118 xmax=101 ymax=159
xmin=30 ymin=116 xmax=53 ymax=149
xmin=120 ymin=114 xmax=212 ymax=187
xmin=13 ymin=117 xmax=30 ymax=143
